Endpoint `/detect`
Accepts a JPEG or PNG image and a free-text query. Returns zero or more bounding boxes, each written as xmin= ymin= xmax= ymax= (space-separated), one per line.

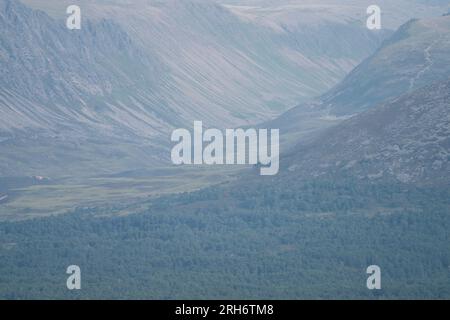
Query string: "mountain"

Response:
xmin=270 ymin=16 xmax=450 ymax=185
xmin=321 ymin=15 xmax=450 ymax=116
xmin=0 ymin=0 xmax=392 ymax=176
xmin=270 ymin=15 xmax=450 ymax=143
xmin=2 ymin=79 xmax=450 ymax=298
xmin=283 ymin=78 xmax=450 ymax=185
xmin=1 ymin=1 xmax=449 ymax=213
xmin=2 ymin=0 xmax=448 ymax=177
xmin=0 ymin=0 xmax=172 ymax=176
xmin=1 ymin=4 xmax=450 ymax=299
xmin=220 ymin=0 xmax=450 ymax=30
xmin=21 ymin=0 xmax=390 ymax=127
xmin=0 ymin=0 xmax=171 ymax=136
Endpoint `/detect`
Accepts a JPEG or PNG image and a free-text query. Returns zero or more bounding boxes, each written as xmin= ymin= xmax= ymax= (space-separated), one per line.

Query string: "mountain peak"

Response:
xmin=319 ymin=14 xmax=450 ymax=116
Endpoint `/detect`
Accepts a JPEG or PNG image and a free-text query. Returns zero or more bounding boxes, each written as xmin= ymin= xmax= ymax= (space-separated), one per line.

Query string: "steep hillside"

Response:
xmin=283 ymin=78 xmax=450 ymax=185
xmin=0 ymin=0 xmax=391 ymax=176
xmin=270 ymin=15 xmax=450 ymax=143
xmin=322 ymin=15 xmax=450 ymax=116
xmin=20 ymin=0 xmax=388 ymax=128
xmin=0 ymin=0 xmax=171 ymax=175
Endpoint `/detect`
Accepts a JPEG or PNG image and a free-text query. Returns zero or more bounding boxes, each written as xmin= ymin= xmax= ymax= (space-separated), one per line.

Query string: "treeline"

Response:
xmin=0 ymin=177 xmax=450 ymax=299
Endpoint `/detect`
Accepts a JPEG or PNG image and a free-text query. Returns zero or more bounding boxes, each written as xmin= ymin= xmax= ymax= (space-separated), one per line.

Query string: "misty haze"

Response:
xmin=0 ymin=0 xmax=450 ymax=300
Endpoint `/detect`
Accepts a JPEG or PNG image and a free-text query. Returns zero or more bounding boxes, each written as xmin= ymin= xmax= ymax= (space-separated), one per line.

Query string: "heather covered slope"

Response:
xmin=283 ymin=78 xmax=450 ymax=185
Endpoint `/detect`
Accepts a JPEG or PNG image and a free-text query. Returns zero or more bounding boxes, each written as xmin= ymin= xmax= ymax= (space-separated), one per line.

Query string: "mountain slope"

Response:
xmin=322 ymin=16 xmax=450 ymax=116
xmin=0 ymin=0 xmax=173 ymax=175
xmin=1 ymin=1 xmax=448 ymax=177
xmin=21 ymin=0 xmax=389 ymax=127
xmin=283 ymin=78 xmax=450 ymax=185
xmin=269 ymin=15 xmax=450 ymax=144
xmin=0 ymin=0 xmax=175 ymax=137
xmin=0 ymin=0 xmax=389 ymax=176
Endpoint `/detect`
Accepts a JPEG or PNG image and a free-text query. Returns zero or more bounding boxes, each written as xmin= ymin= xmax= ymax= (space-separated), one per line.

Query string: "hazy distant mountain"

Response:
xmin=0 ymin=0 xmax=172 ymax=176
xmin=20 ymin=0 xmax=389 ymax=127
xmin=321 ymin=15 xmax=450 ymax=116
xmin=262 ymin=15 xmax=450 ymax=185
xmin=0 ymin=0 xmax=392 ymax=175
xmin=0 ymin=0 xmax=172 ymax=137
xmin=0 ymin=0 xmax=448 ymax=176
xmin=220 ymin=0 xmax=450 ymax=30
xmin=271 ymin=15 xmax=450 ymax=142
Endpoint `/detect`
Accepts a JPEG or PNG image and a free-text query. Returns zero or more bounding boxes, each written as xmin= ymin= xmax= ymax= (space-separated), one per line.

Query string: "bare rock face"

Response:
xmin=0 ymin=0 xmax=169 ymax=137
